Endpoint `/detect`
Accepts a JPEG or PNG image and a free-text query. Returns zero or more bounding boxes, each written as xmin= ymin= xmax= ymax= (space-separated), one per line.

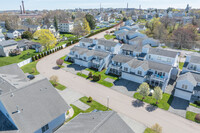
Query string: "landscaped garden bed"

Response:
xmin=21 ymin=61 xmax=39 ymax=75
xmin=50 ymin=80 xmax=66 ymax=91
xmin=133 ymin=92 xmax=173 ymax=110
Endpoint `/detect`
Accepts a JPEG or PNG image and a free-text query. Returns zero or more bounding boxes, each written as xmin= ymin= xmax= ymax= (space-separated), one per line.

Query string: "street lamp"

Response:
xmin=107 ymin=96 xmax=109 ymax=110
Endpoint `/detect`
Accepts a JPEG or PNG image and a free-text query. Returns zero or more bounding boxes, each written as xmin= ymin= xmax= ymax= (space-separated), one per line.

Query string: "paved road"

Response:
xmin=37 ymin=30 xmax=200 ymax=133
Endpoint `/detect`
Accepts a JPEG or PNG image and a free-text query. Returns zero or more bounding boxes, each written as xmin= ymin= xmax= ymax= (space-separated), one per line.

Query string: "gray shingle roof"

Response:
xmin=91 ymin=50 xmax=110 ymax=58
xmin=190 ymin=55 xmax=200 ymax=64
xmin=0 ymin=78 xmax=70 ymax=133
xmin=149 ymin=48 xmax=178 ymax=58
xmin=0 ymin=40 xmax=18 ymax=47
xmin=80 ymin=38 xmax=93 ymax=43
xmin=71 ymin=46 xmax=89 ymax=55
xmin=121 ymin=44 xmax=143 ymax=52
xmin=112 ymin=54 xmax=133 ymax=63
xmin=177 ymin=72 xmax=197 ymax=86
xmin=126 ymin=59 xmax=172 ymax=73
xmin=97 ymin=39 xmax=118 ymax=47
xmin=55 ymin=111 xmax=134 ymax=133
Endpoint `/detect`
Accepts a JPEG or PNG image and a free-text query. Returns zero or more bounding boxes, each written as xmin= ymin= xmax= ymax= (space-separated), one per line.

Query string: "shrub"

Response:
xmin=49 ymin=50 xmax=52 ymax=54
xmin=50 ymin=75 xmax=59 ymax=86
xmin=195 ymin=114 xmax=200 ymax=123
xmin=61 ymin=46 xmax=63 ymax=49
xmin=35 ymin=55 xmax=38 ymax=60
xmin=93 ymin=75 xmax=100 ymax=81
xmin=32 ymin=56 xmax=35 ymax=61
xmin=47 ymin=51 xmax=50 ymax=55
xmin=88 ymin=72 xmax=93 ymax=78
xmin=194 ymin=101 xmax=200 ymax=106
xmin=56 ymin=59 xmax=64 ymax=67
xmin=87 ymin=96 xmax=93 ymax=103
xmin=52 ymin=49 xmax=54 ymax=53
xmin=44 ymin=52 xmax=47 ymax=56
xmin=42 ymin=53 xmax=45 ymax=57
xmin=39 ymin=54 xmax=42 ymax=59
xmin=151 ymin=123 xmax=162 ymax=133
xmin=38 ymin=54 xmax=41 ymax=59
xmin=98 ymin=74 xmax=101 ymax=80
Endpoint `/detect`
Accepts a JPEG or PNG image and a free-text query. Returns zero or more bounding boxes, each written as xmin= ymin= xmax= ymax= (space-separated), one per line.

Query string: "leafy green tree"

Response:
xmin=83 ymin=18 xmax=91 ymax=35
xmin=85 ymin=14 xmax=96 ymax=30
xmin=153 ymin=86 xmax=163 ymax=104
xmin=137 ymin=82 xmax=150 ymax=100
xmin=53 ymin=16 xmax=58 ymax=31
xmin=123 ymin=17 xmax=127 ymax=22
xmin=22 ymin=31 xmax=33 ymax=40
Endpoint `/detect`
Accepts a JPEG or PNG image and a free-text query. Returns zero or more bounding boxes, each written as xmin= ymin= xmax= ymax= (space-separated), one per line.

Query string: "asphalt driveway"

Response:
xmin=168 ymin=97 xmax=189 ymax=117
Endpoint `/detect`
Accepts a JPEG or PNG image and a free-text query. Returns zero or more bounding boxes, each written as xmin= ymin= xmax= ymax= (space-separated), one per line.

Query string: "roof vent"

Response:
xmin=11 ymin=93 xmax=14 ymax=97
xmin=16 ymin=105 xmax=20 ymax=113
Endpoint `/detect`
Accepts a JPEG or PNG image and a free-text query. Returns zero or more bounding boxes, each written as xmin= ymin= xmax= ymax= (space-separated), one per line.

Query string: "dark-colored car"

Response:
xmin=27 ymin=75 xmax=35 ymax=80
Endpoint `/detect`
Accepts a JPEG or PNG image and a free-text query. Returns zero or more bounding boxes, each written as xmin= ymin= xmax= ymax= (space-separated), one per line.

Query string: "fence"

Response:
xmin=17 ymin=58 xmax=32 ymax=67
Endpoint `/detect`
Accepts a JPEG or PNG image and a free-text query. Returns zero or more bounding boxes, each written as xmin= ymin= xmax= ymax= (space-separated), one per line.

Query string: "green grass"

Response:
xmin=104 ymin=34 xmax=116 ymax=40
xmin=15 ymin=38 xmax=22 ymax=41
xmin=144 ymin=128 xmax=156 ymax=133
xmin=57 ymin=41 xmax=68 ymax=47
xmin=190 ymin=103 xmax=200 ymax=108
xmin=133 ymin=93 xmax=173 ymax=110
xmin=85 ymin=68 xmax=118 ymax=87
xmin=92 ymin=27 xmax=107 ymax=33
xmin=179 ymin=62 xmax=184 ymax=70
xmin=161 ymin=46 xmax=168 ymax=48
xmin=0 ymin=49 xmax=38 ymax=67
xmin=186 ymin=111 xmax=200 ymax=123
xmin=77 ymin=72 xmax=88 ymax=78
xmin=68 ymin=96 xmax=111 ymax=121
xmin=21 ymin=61 xmax=39 ymax=75
xmin=60 ymin=33 xmax=75 ymax=38
xmin=60 ymin=55 xmax=72 ymax=65
xmin=50 ymin=81 xmax=66 ymax=91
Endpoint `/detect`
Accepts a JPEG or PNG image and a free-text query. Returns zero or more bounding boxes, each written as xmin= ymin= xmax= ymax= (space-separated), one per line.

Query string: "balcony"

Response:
xmin=92 ymin=59 xmax=101 ymax=65
xmin=150 ymin=74 xmax=166 ymax=82
xmin=110 ymin=64 xmax=121 ymax=71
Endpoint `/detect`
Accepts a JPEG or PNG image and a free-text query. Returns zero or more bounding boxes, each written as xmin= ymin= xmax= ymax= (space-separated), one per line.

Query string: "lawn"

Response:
xmin=57 ymin=41 xmax=68 ymax=47
xmin=50 ymin=80 xmax=66 ymax=91
xmin=186 ymin=111 xmax=200 ymax=123
xmin=21 ymin=61 xmax=39 ymax=75
xmin=60 ymin=55 xmax=73 ymax=65
xmin=77 ymin=68 xmax=118 ymax=88
xmin=104 ymin=34 xmax=116 ymax=40
xmin=0 ymin=49 xmax=38 ymax=67
xmin=190 ymin=103 xmax=200 ymax=108
xmin=133 ymin=93 xmax=173 ymax=110
xmin=68 ymin=96 xmax=110 ymax=121
xmin=60 ymin=33 xmax=75 ymax=38
xmin=179 ymin=62 xmax=184 ymax=70
xmin=144 ymin=128 xmax=156 ymax=133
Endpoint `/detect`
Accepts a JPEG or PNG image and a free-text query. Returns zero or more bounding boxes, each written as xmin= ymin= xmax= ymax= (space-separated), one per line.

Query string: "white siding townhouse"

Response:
xmin=59 ymin=21 xmax=74 ymax=33
xmin=67 ymin=46 xmax=111 ymax=71
xmin=94 ymin=39 xmax=122 ymax=54
xmin=174 ymin=54 xmax=200 ymax=101
xmin=122 ymin=31 xmax=147 ymax=44
xmin=6 ymin=30 xmax=21 ymax=39
xmin=0 ymin=40 xmax=18 ymax=56
xmin=129 ymin=36 xmax=160 ymax=47
xmin=0 ymin=64 xmax=71 ymax=133
xmin=121 ymin=58 xmax=173 ymax=91
xmin=0 ymin=31 xmax=5 ymax=41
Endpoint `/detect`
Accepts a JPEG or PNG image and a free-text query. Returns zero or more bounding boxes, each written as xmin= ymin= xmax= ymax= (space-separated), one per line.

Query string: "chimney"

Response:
xmin=20 ymin=5 xmax=22 ymax=14
xmin=22 ymin=0 xmax=25 ymax=14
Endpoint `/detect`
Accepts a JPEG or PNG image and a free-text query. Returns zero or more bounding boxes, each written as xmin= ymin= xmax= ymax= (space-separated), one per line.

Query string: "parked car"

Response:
xmin=27 ymin=74 xmax=35 ymax=80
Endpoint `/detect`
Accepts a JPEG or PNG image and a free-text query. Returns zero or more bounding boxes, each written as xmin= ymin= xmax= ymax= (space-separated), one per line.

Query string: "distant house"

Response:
xmin=16 ymin=29 xmax=25 ymax=35
xmin=59 ymin=21 xmax=74 ymax=33
xmin=0 ymin=40 xmax=18 ymax=56
xmin=125 ymin=20 xmax=135 ymax=26
xmin=25 ymin=25 xmax=41 ymax=33
xmin=6 ymin=30 xmax=21 ymax=39
xmin=0 ymin=29 xmax=5 ymax=41
xmin=17 ymin=39 xmax=30 ymax=51
xmin=30 ymin=42 xmax=43 ymax=53
xmin=55 ymin=111 xmax=134 ymax=133
xmin=41 ymin=24 xmax=60 ymax=38
xmin=0 ymin=64 xmax=71 ymax=133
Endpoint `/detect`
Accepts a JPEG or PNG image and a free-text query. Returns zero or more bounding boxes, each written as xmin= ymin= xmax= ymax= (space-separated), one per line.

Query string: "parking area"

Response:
xmin=112 ymin=79 xmax=140 ymax=97
xmin=62 ymin=64 xmax=86 ymax=74
xmin=168 ymin=97 xmax=189 ymax=117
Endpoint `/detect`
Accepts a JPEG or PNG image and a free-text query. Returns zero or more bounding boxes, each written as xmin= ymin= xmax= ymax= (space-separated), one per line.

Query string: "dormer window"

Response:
xmin=182 ymin=84 xmax=188 ymax=89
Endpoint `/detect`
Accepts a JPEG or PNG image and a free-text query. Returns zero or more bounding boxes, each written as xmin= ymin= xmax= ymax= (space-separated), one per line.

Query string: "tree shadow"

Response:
xmin=52 ymin=66 xmax=60 ymax=70
xmin=145 ymin=104 xmax=158 ymax=112
xmin=132 ymin=100 xmax=145 ymax=108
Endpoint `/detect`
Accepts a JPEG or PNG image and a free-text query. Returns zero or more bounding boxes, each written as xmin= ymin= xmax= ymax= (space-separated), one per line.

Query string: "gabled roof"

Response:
xmin=177 ymin=72 xmax=197 ymax=86
xmin=55 ymin=111 xmax=134 ymax=133
xmin=80 ymin=38 xmax=93 ymax=43
xmin=97 ymin=39 xmax=118 ymax=47
xmin=7 ymin=30 xmax=16 ymax=33
xmin=121 ymin=44 xmax=143 ymax=52
xmin=0 ymin=78 xmax=70 ymax=133
xmin=0 ymin=64 xmax=70 ymax=133
xmin=91 ymin=50 xmax=110 ymax=58
xmin=126 ymin=59 xmax=172 ymax=73
xmin=112 ymin=54 xmax=133 ymax=63
xmin=149 ymin=48 xmax=178 ymax=58
xmin=0 ymin=40 xmax=18 ymax=47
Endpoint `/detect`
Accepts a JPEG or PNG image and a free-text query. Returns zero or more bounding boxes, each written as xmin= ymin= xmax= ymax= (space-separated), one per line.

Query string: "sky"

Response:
xmin=0 ymin=0 xmax=199 ymax=10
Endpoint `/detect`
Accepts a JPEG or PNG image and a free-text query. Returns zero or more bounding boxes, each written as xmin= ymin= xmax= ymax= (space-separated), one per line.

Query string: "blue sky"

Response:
xmin=0 ymin=0 xmax=199 ymax=10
